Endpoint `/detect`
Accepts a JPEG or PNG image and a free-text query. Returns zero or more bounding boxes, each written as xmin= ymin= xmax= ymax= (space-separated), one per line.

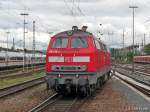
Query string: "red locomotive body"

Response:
xmin=134 ymin=56 xmax=150 ymax=63
xmin=45 ymin=26 xmax=111 ymax=95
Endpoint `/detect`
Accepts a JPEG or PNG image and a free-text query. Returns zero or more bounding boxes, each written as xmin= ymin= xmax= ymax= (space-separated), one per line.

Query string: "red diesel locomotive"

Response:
xmin=45 ymin=26 xmax=111 ymax=95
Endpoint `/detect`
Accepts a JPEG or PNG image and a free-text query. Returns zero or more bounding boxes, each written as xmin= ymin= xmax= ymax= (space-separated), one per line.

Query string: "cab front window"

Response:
xmin=52 ymin=38 xmax=68 ymax=48
xmin=71 ymin=37 xmax=88 ymax=48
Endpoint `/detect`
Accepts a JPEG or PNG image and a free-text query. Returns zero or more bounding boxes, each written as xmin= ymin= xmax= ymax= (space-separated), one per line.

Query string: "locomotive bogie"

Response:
xmin=46 ymin=69 xmax=110 ymax=95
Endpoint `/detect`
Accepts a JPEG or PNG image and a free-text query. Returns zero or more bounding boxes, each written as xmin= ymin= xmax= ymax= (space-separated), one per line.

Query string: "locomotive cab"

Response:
xmin=45 ymin=26 xmax=111 ymax=95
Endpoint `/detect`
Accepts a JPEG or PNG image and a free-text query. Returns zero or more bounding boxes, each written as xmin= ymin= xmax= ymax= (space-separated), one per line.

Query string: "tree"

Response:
xmin=144 ymin=44 xmax=150 ymax=55
xmin=126 ymin=52 xmax=133 ymax=63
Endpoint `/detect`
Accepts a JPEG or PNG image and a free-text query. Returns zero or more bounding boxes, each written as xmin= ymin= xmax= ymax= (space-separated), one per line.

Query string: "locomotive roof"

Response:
xmin=54 ymin=30 xmax=93 ymax=37
xmin=53 ymin=29 xmax=106 ymax=46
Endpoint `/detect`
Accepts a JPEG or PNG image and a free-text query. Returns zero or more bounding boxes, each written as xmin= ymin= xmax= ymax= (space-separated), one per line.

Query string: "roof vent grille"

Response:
xmin=72 ymin=26 xmax=78 ymax=31
xmin=82 ymin=26 xmax=88 ymax=32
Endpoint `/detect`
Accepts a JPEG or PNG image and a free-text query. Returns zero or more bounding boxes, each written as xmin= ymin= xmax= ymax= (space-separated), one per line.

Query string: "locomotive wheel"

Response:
xmin=96 ymin=78 xmax=101 ymax=89
xmin=79 ymin=86 xmax=87 ymax=97
xmin=101 ymin=76 xmax=104 ymax=85
xmin=92 ymin=84 xmax=96 ymax=96
xmin=86 ymin=85 xmax=90 ymax=96
xmin=99 ymin=78 xmax=103 ymax=87
xmin=103 ymin=75 xmax=108 ymax=84
xmin=107 ymin=71 xmax=111 ymax=80
xmin=101 ymin=75 xmax=105 ymax=85
xmin=108 ymin=73 xmax=111 ymax=79
xmin=81 ymin=85 xmax=86 ymax=96
xmin=88 ymin=84 xmax=96 ymax=96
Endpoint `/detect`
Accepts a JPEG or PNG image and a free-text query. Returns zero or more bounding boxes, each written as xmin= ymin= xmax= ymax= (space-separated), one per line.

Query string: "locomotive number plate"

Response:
xmin=65 ymin=57 xmax=73 ymax=62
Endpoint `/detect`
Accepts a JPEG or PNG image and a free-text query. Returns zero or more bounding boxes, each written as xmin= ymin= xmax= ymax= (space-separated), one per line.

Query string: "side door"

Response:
xmin=94 ymin=39 xmax=102 ymax=70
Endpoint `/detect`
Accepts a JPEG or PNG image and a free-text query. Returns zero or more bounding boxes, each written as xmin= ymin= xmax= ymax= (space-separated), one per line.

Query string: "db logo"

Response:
xmin=65 ymin=57 xmax=73 ymax=62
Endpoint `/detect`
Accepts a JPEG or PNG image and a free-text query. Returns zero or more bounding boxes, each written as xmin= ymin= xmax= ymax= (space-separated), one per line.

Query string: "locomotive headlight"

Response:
xmin=73 ymin=56 xmax=90 ymax=62
xmin=48 ymin=56 xmax=64 ymax=62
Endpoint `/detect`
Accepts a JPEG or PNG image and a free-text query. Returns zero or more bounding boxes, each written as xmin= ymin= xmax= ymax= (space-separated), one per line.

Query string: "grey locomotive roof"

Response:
xmin=54 ymin=30 xmax=93 ymax=37
xmin=53 ymin=29 xmax=106 ymax=45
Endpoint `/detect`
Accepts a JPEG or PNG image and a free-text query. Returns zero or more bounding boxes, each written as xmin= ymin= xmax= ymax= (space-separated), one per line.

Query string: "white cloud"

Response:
xmin=0 ymin=0 xmax=150 ymax=49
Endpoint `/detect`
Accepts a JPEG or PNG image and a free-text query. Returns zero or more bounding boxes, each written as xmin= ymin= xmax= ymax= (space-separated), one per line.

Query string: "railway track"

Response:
xmin=113 ymin=71 xmax=150 ymax=97
xmin=116 ymin=64 xmax=150 ymax=74
xmin=0 ymin=62 xmax=45 ymax=73
xmin=114 ymin=64 xmax=150 ymax=83
xmin=114 ymin=67 xmax=150 ymax=87
xmin=29 ymin=93 xmax=87 ymax=112
xmin=0 ymin=67 xmax=44 ymax=79
xmin=0 ymin=77 xmax=45 ymax=98
xmin=0 ymin=64 xmax=45 ymax=75
xmin=28 ymin=93 xmax=59 ymax=112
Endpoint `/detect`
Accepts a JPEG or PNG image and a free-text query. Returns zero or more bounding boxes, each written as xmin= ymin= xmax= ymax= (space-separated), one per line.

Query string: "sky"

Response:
xmin=0 ymin=0 xmax=150 ymax=50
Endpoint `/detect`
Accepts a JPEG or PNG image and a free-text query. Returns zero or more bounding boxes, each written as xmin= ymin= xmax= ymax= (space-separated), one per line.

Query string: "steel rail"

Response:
xmin=0 ymin=77 xmax=45 ymax=98
xmin=114 ymin=64 xmax=150 ymax=78
xmin=28 ymin=93 xmax=85 ymax=112
xmin=28 ymin=93 xmax=59 ymax=112
xmin=114 ymin=72 xmax=150 ymax=97
xmin=0 ymin=67 xmax=44 ymax=79
xmin=0 ymin=64 xmax=44 ymax=73
xmin=114 ymin=67 xmax=150 ymax=87
xmin=115 ymin=64 xmax=150 ymax=76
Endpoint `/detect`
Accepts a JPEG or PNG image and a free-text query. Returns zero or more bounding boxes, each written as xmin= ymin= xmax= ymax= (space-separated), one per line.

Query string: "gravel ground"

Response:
xmin=78 ymin=77 xmax=150 ymax=112
xmin=0 ymin=83 xmax=52 ymax=112
xmin=0 ymin=77 xmax=149 ymax=112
